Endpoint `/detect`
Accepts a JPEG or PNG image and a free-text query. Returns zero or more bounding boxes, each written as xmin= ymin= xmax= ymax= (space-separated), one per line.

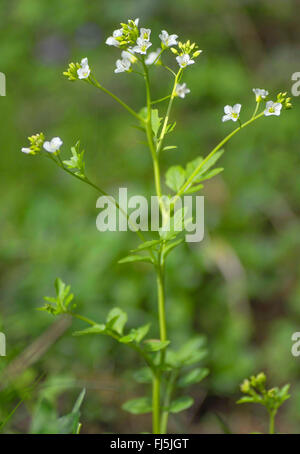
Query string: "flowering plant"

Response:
xmin=22 ymin=18 xmax=292 ymax=434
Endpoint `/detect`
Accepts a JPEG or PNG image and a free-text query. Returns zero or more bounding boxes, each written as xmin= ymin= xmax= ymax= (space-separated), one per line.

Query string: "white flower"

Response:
xmin=253 ymin=88 xmax=269 ymax=102
xmin=77 ymin=57 xmax=90 ymax=79
xmin=140 ymin=28 xmax=151 ymax=41
xmin=21 ymin=147 xmax=32 ymax=154
xmin=43 ymin=137 xmax=63 ymax=153
xmin=264 ymin=101 xmax=282 ymax=117
xmin=145 ymin=48 xmax=161 ymax=65
xmin=222 ymin=104 xmax=242 ymax=122
xmin=132 ymin=37 xmax=152 ymax=55
xmin=121 ymin=50 xmax=137 ymax=64
xmin=159 ymin=30 xmax=178 ymax=47
xmin=105 ymin=28 xmax=123 ymax=47
xmin=114 ymin=58 xmax=131 ymax=73
xmin=175 ymin=83 xmax=190 ymax=99
xmin=176 ymin=54 xmax=194 ymax=68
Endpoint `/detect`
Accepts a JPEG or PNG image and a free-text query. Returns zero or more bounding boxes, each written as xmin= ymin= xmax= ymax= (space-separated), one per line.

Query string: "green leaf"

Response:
xmin=122 ymin=397 xmax=152 ymax=415
xmin=138 ymin=107 xmax=148 ymax=121
xmin=151 ymin=109 xmax=162 ymax=137
xmin=178 ymin=368 xmax=209 ymax=388
xmin=185 ymin=150 xmax=224 ymax=185
xmin=186 ymin=157 xmax=203 ymax=181
xmin=169 ymin=396 xmax=194 ymax=414
xmin=196 ymin=167 xmax=224 ymax=183
xmin=163 ymin=145 xmax=178 ymax=151
xmin=73 ymin=324 xmax=106 ymax=336
xmin=134 ymin=323 xmax=151 ymax=342
xmin=119 ymin=324 xmax=150 ymax=344
xmin=199 ymin=150 xmax=224 ymax=175
xmin=167 ymin=336 xmax=207 ymax=367
xmin=166 ymin=121 xmax=176 ymax=134
xmin=185 ymin=184 xmax=204 ymax=194
xmin=118 ymin=255 xmax=154 ymax=264
xmin=39 ymin=278 xmax=74 ymax=316
xmin=165 ymin=166 xmax=186 ymax=192
xmin=63 ymin=141 xmax=86 ymax=178
xmin=130 ymin=240 xmax=162 ymax=253
xmin=143 ymin=340 xmax=170 ymax=352
xmin=57 ymin=388 xmax=86 ymax=434
xmin=133 ymin=367 xmax=153 ymax=384
xmin=119 ymin=332 xmax=137 ymax=344
xmin=106 ymin=308 xmax=127 ymax=335
xmin=72 ymin=388 xmax=86 ymax=413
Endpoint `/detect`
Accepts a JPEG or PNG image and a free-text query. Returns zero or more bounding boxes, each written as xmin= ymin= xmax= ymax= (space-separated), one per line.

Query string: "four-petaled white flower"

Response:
xmin=105 ymin=29 xmax=123 ymax=47
xmin=140 ymin=28 xmax=151 ymax=41
xmin=133 ymin=37 xmax=152 ymax=55
xmin=21 ymin=147 xmax=32 ymax=154
xmin=253 ymin=88 xmax=269 ymax=102
xmin=145 ymin=48 xmax=161 ymax=65
xmin=222 ymin=104 xmax=242 ymax=122
xmin=114 ymin=58 xmax=131 ymax=73
xmin=264 ymin=101 xmax=282 ymax=117
xmin=121 ymin=50 xmax=137 ymax=64
xmin=176 ymin=54 xmax=194 ymax=68
xmin=43 ymin=137 xmax=63 ymax=153
xmin=175 ymin=83 xmax=190 ymax=99
xmin=77 ymin=57 xmax=90 ymax=79
xmin=159 ymin=30 xmax=178 ymax=47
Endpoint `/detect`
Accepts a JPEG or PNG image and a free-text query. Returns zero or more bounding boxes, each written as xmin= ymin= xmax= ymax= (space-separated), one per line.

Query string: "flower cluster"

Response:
xmin=171 ymin=40 xmax=202 ymax=68
xmin=222 ymin=88 xmax=292 ymax=123
xmin=105 ymin=19 xmax=202 ymax=74
xmin=276 ymin=91 xmax=292 ymax=109
xmin=63 ymin=62 xmax=81 ymax=81
xmin=21 ymin=132 xmax=45 ymax=155
xmin=21 ymin=134 xmax=63 ymax=155
xmin=238 ymin=372 xmax=290 ymax=414
xmin=64 ymin=18 xmax=202 ymax=82
xmin=106 ymin=18 xmax=140 ymax=48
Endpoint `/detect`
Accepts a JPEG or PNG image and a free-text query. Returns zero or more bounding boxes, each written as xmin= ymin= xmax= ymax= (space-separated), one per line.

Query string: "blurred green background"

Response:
xmin=1 ymin=0 xmax=300 ymax=434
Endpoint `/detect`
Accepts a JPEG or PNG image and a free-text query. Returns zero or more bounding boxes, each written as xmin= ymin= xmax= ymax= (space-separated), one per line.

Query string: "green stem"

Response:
xmin=252 ymin=101 xmax=260 ymax=119
xmin=142 ymin=58 xmax=170 ymax=434
xmin=269 ymin=410 xmax=276 ymax=434
xmin=52 ymin=154 xmax=149 ymax=246
xmin=89 ymin=75 xmax=143 ymax=123
xmin=156 ymin=69 xmax=182 ymax=156
xmin=151 ymin=95 xmax=172 ymax=105
xmin=156 ymin=255 xmax=167 ymax=344
xmin=152 ymin=374 xmax=161 ymax=434
xmin=72 ymin=313 xmax=97 ymax=326
xmin=142 ymin=60 xmax=165 ymax=215
xmin=173 ymin=111 xmax=265 ymax=204
xmin=72 ymin=312 xmax=156 ymax=371
xmin=153 ymin=48 xmax=165 ymax=65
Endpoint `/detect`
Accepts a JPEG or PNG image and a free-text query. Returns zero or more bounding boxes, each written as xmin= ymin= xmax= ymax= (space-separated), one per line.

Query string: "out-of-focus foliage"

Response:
xmin=0 ymin=0 xmax=300 ymax=433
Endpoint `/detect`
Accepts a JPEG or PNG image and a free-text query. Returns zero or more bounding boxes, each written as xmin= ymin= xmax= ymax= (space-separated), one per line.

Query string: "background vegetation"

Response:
xmin=0 ymin=0 xmax=300 ymax=433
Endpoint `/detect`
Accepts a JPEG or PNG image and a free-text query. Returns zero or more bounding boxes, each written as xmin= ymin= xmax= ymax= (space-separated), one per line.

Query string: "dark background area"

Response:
xmin=0 ymin=0 xmax=300 ymax=433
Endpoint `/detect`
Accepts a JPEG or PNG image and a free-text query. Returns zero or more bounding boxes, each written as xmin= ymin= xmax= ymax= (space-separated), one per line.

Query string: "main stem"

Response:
xmin=142 ymin=60 xmax=169 ymax=434
xmin=269 ymin=410 xmax=276 ymax=434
